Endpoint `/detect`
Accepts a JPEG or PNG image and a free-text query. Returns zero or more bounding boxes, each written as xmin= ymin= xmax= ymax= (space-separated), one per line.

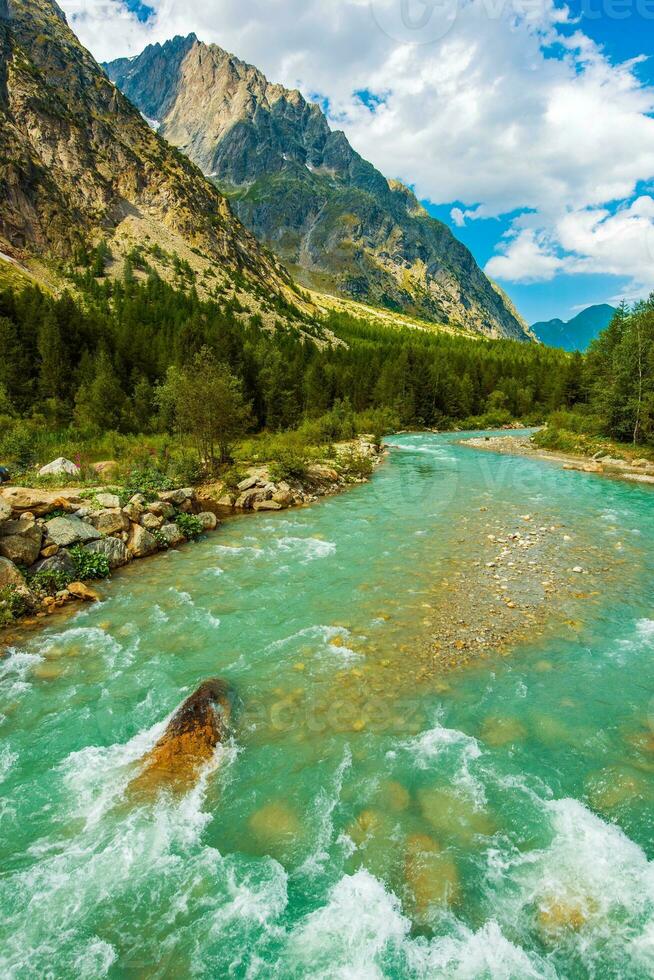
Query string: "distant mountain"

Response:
xmin=532 ymin=305 xmax=616 ymax=352
xmin=105 ymin=35 xmax=533 ymax=341
xmin=0 ymin=0 xmax=307 ymax=324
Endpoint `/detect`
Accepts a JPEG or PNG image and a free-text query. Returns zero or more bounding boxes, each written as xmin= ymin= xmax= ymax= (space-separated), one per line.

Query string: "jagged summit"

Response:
xmin=106 ymin=37 xmax=533 ymax=340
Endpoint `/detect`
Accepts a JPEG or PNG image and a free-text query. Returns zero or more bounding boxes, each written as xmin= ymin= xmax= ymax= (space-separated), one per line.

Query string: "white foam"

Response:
xmin=0 ymin=745 xmax=17 ymax=784
xmin=276 ymin=536 xmax=336 ymax=562
xmin=0 ymin=648 xmax=44 ymax=698
xmin=400 ymin=720 xmax=486 ymax=804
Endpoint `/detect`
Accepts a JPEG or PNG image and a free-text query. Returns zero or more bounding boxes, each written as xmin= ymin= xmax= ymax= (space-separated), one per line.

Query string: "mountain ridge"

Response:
xmin=105 ymin=35 xmax=534 ymax=342
xmin=0 ymin=1 xmax=312 ymax=326
xmin=532 ymin=304 xmax=616 ymax=352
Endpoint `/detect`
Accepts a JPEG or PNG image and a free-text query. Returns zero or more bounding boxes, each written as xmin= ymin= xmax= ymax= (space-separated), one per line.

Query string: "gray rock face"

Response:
xmin=105 ymin=37 xmax=532 ymax=340
xmin=45 ymin=516 xmax=101 ymax=547
xmin=0 ymin=556 xmax=26 ymax=589
xmin=141 ymin=513 xmax=164 ymax=531
xmin=0 ymin=518 xmax=43 ymax=565
xmin=147 ymin=501 xmax=175 ymax=519
xmin=84 ymin=537 xmax=129 ymax=569
xmin=197 ymin=512 xmax=218 ymax=531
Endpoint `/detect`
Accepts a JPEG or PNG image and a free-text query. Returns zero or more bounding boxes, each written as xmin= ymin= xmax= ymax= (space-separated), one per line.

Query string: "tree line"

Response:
xmin=0 ymin=273 xmax=577 ymax=446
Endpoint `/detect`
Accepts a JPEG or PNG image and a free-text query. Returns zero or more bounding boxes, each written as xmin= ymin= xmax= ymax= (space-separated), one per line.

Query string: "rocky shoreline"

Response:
xmin=0 ymin=438 xmax=385 ymax=637
xmin=461 ymin=434 xmax=654 ymax=486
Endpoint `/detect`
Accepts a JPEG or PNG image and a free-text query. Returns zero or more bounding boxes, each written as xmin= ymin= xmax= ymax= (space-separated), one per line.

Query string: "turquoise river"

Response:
xmin=1 ymin=432 xmax=653 ymax=978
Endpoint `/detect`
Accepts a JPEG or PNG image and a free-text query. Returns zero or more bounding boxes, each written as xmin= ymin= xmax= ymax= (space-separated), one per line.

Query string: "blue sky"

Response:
xmin=67 ymin=0 xmax=654 ymax=325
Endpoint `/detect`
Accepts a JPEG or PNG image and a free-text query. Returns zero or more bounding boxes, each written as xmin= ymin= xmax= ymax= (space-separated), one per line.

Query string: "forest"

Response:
xmin=0 ymin=273 xmax=650 ymax=478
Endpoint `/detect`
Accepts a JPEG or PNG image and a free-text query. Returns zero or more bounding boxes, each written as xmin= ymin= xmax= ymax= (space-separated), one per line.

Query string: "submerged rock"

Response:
xmin=130 ymin=678 xmax=237 ymax=794
xmin=404 ymin=833 xmax=460 ymax=920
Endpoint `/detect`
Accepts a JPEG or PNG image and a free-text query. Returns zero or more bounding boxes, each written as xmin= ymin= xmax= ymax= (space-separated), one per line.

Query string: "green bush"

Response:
xmin=69 ymin=546 xmax=111 ymax=581
xmin=176 ymin=513 xmax=203 ymax=540
xmin=29 ymin=568 xmax=73 ymax=597
xmin=166 ymin=448 xmax=205 ymax=486
xmin=338 ymin=449 xmax=373 ymax=481
xmin=0 ymin=585 xmax=32 ymax=627
xmin=269 ymin=450 xmax=309 ymax=483
xmin=119 ymin=465 xmax=175 ymax=504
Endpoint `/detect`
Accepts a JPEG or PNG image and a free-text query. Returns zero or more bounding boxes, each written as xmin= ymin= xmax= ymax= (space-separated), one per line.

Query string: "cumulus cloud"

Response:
xmin=59 ymin=0 xmax=654 ymax=295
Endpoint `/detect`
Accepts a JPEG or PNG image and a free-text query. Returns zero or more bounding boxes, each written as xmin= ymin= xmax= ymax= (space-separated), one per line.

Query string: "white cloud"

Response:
xmin=59 ymin=0 xmax=654 ymax=296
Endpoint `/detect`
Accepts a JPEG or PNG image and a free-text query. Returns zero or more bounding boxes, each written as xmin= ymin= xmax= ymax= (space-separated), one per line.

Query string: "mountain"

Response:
xmin=531 ymin=305 xmax=616 ymax=352
xmin=105 ymin=35 xmax=533 ymax=342
xmin=0 ymin=0 xmax=309 ymax=325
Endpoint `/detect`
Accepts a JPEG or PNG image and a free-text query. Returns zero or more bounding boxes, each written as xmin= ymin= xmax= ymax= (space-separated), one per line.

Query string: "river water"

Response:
xmin=1 ymin=432 xmax=653 ymax=978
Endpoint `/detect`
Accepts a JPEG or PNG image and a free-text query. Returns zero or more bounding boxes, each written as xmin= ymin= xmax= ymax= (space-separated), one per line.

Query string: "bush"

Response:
xmin=119 ymin=464 xmax=175 ymax=504
xmin=0 ymin=585 xmax=32 ymax=626
xmin=338 ymin=448 xmax=373 ymax=481
xmin=176 ymin=514 xmax=203 ymax=540
xmin=269 ymin=450 xmax=309 ymax=483
xmin=29 ymin=568 xmax=73 ymax=597
xmin=69 ymin=546 xmax=111 ymax=581
xmin=167 ymin=448 xmax=205 ymax=486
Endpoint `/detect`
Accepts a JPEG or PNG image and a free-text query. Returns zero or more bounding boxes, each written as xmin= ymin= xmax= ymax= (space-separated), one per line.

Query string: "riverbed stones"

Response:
xmin=158 ymin=523 xmax=185 ymax=548
xmin=0 ymin=518 xmax=43 ymax=565
xmin=127 ymin=524 xmax=158 ymax=558
xmin=38 ymin=457 xmax=80 ymax=478
xmin=237 ymin=475 xmax=259 ymax=492
xmin=44 ymin=515 xmax=101 ymax=548
xmin=88 ymin=509 xmax=130 ymax=535
xmin=84 ymin=538 xmax=129 ymax=569
xmin=0 ymin=556 xmax=26 ymax=589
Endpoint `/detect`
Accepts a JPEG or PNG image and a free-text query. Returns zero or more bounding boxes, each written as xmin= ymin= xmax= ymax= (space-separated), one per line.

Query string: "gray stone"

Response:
xmin=38 ymin=457 xmax=80 ymax=478
xmin=197 ymin=512 xmax=219 ymax=531
xmin=0 ymin=556 xmax=26 ymax=589
xmin=159 ymin=488 xmax=195 ymax=505
xmin=44 ymin=515 xmax=101 ymax=548
xmin=30 ymin=550 xmax=77 ymax=579
xmin=237 ymin=475 xmax=259 ymax=492
xmin=235 ymin=489 xmax=261 ymax=510
xmin=0 ymin=499 xmax=11 ymax=522
xmin=253 ymin=500 xmax=283 ymax=512
xmin=84 ymin=537 xmax=129 ymax=569
xmin=158 ymin=523 xmax=185 ymax=548
xmin=146 ymin=501 xmax=175 ymax=519
xmin=127 ymin=523 xmax=158 ymax=558
xmin=122 ymin=502 xmax=144 ymax=522
xmin=0 ymin=519 xmax=43 ymax=565
xmin=94 ymin=493 xmax=121 ymax=510
xmin=88 ymin=509 xmax=129 ymax=535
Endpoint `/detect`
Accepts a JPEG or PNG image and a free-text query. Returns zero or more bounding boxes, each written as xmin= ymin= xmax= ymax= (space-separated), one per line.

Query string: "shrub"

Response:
xmin=69 ymin=546 xmax=111 ymax=581
xmin=29 ymin=568 xmax=73 ymax=597
xmin=269 ymin=450 xmax=309 ymax=483
xmin=338 ymin=449 xmax=373 ymax=481
xmin=176 ymin=514 xmax=203 ymax=540
xmin=119 ymin=465 xmax=175 ymax=504
xmin=167 ymin=448 xmax=205 ymax=486
xmin=0 ymin=585 xmax=32 ymax=626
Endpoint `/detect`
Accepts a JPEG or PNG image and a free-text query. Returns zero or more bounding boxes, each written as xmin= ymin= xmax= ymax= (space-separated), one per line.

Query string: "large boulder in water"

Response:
xmin=130 ymin=679 xmax=237 ymax=794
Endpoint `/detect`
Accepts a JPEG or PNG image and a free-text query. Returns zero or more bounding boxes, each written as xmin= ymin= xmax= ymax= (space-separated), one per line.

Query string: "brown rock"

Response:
xmin=197 ymin=512 xmax=218 ymax=531
xmin=127 ymin=523 xmax=158 ymax=558
xmin=40 ymin=544 xmax=60 ymax=559
xmin=0 ymin=518 xmax=43 ymax=565
xmin=88 ymin=509 xmax=130 ymax=535
xmin=0 ymin=487 xmax=81 ymax=517
xmin=146 ymin=501 xmax=175 ymax=519
xmin=129 ymin=678 xmax=237 ymax=795
xmin=67 ymin=582 xmax=100 ymax=602
xmin=141 ymin=512 xmax=164 ymax=532
xmin=0 ymin=556 xmax=26 ymax=589
xmin=307 ymin=464 xmax=339 ymax=483
xmin=253 ymin=500 xmax=283 ymax=512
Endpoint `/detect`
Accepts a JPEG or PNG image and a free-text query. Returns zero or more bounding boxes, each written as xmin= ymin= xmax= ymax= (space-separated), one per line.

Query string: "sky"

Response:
xmin=60 ymin=0 xmax=654 ymax=324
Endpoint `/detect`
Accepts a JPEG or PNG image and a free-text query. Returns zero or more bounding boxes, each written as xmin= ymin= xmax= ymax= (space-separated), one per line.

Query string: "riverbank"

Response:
xmin=0 ymin=438 xmax=386 ymax=638
xmin=461 ymin=433 xmax=654 ymax=486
